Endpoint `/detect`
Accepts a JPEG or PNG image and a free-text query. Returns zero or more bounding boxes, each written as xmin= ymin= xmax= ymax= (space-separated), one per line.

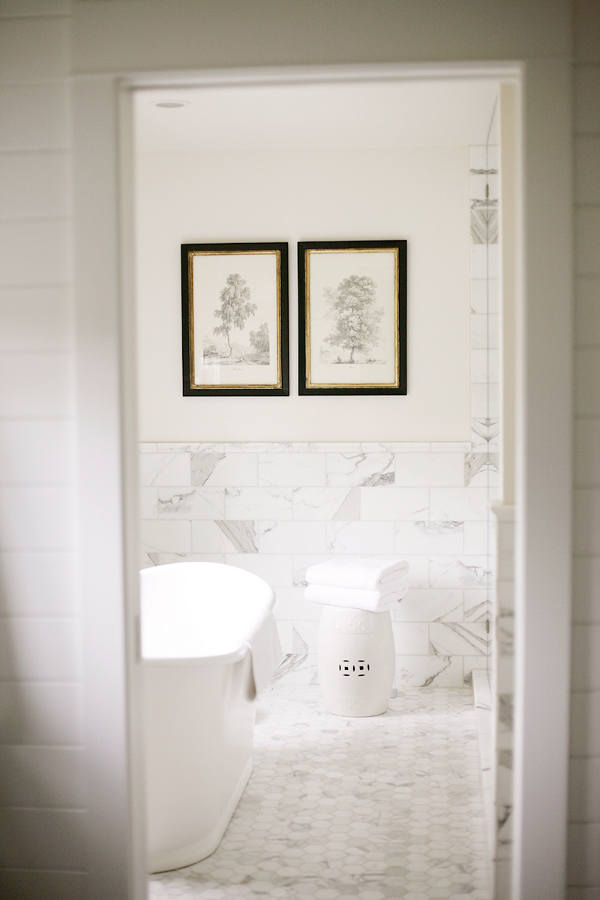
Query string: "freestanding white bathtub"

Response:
xmin=140 ymin=561 xmax=280 ymax=874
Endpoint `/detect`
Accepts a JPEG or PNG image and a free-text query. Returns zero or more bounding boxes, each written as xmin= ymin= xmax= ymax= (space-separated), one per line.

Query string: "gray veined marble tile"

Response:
xmin=215 ymin=520 xmax=258 ymax=553
xmin=258 ymin=452 xmax=326 ymax=487
xmin=325 ymin=520 xmax=395 ymax=554
xmin=224 ymin=487 xmax=292 ymax=520
xmin=292 ymin=486 xmax=360 ymax=521
xmin=141 ymin=519 xmax=191 ymax=554
xmin=156 ymin=487 xmax=225 ymax=520
xmin=471 ymin=417 xmax=500 ymax=447
xmin=429 ymin=557 xmax=491 ymax=588
xmin=391 ymin=589 xmax=463 ymax=623
xmin=197 ymin=452 xmax=258 ymax=487
xmin=191 ymin=520 xmax=257 ymax=554
xmin=471 ymin=206 xmax=499 ymax=244
xmin=361 ymin=441 xmax=430 ymax=452
xmin=257 ymin=521 xmax=328 ymax=555
xmin=395 ymin=520 xmax=464 ymax=555
xmin=325 ymin=450 xmax=395 ymax=487
xmin=471 ymin=243 xmax=500 ymax=280
xmin=272 ymin=586 xmax=318 ymax=621
xmin=394 ymin=451 xmax=464 ymax=487
xmin=157 ymin=442 xmax=224 ymax=453
xmin=140 ymin=452 xmax=192 ymax=487
xmin=395 ymin=653 xmax=464 ymax=688
xmin=463 ymin=589 xmax=490 ymax=622
xmin=498 ymin=610 xmax=514 ymax=656
xmin=463 ymin=521 xmax=489 ymax=556
xmin=190 ymin=449 xmax=226 ymax=485
xmin=224 ymin=553 xmax=293 ymax=587
xmin=499 ymin=694 xmax=514 ymax=731
xmin=475 ymin=278 xmax=499 ymax=317
xmin=464 ymin=655 xmax=489 ymax=686
xmin=140 ymin=486 xmax=157 ymax=519
xmin=471 ymin=312 xmax=500 ymax=350
xmin=391 ymin=621 xmax=429 ymax=655
xmin=429 ymin=487 xmax=489 ymax=522
xmin=464 ymin=451 xmax=500 ymax=487
xmin=429 ymin=622 xmax=490 ymax=656
xmin=360 ymin=486 xmax=429 ymax=521
xmin=471 ymin=348 xmax=500 ymax=385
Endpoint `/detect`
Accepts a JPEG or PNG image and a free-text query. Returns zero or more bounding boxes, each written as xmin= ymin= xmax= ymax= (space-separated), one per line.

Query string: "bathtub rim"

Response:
xmin=140 ymin=561 xmax=277 ymax=666
xmin=142 ymin=646 xmax=250 ymax=667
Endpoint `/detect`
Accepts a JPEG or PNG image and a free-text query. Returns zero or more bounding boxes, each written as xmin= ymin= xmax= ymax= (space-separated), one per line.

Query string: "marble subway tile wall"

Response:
xmin=140 ymin=442 xmax=491 ymax=688
xmin=470 ymin=137 xmax=505 ymax=891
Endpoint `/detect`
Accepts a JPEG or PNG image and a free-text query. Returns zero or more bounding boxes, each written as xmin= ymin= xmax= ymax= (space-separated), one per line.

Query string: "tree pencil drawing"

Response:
xmin=249 ymin=322 xmax=270 ymax=363
xmin=213 ymin=273 xmax=257 ymax=357
xmin=325 ymin=274 xmax=383 ymax=363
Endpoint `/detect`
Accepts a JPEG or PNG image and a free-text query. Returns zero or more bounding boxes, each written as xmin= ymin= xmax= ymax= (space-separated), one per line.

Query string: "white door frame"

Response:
xmin=72 ymin=60 xmax=571 ymax=899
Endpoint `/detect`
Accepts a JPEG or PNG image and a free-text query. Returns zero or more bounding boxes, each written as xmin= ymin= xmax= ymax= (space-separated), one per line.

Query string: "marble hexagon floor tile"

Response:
xmin=149 ymin=685 xmax=491 ymax=900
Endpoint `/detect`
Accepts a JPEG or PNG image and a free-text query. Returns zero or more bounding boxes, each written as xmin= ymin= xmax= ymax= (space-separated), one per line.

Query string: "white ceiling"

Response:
xmin=135 ymin=80 xmax=499 ymax=153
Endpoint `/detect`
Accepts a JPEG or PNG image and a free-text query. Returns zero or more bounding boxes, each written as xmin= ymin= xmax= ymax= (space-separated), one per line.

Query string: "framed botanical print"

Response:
xmin=298 ymin=240 xmax=407 ymax=395
xmin=181 ymin=242 xmax=289 ymax=396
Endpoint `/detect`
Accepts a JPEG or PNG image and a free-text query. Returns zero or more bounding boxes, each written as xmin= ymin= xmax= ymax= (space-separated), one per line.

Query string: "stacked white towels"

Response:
xmin=305 ymin=557 xmax=409 ymax=612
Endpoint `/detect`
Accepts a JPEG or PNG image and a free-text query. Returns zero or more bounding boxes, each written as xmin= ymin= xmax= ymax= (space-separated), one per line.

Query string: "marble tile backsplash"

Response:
xmin=140 ymin=441 xmax=494 ymax=688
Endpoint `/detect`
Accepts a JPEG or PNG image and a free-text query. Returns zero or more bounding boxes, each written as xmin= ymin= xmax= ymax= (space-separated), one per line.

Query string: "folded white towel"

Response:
xmin=305 ymin=557 xmax=409 ymax=591
xmin=305 ymin=580 xmax=409 ymax=613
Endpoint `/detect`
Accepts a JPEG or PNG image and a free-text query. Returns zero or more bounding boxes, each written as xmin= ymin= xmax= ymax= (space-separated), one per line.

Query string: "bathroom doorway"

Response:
xmin=73 ymin=60 xmax=573 ymax=899
xmin=133 ymin=70 xmax=505 ymax=898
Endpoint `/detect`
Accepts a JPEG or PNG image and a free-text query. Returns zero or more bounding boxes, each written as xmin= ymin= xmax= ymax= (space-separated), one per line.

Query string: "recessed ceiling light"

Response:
xmin=155 ymin=101 xmax=188 ymax=109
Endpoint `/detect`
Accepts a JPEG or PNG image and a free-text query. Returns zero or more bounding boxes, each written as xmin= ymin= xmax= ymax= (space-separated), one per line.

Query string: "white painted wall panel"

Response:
xmin=0 ymin=485 xmax=74 ymax=549
xmin=570 ymin=10 xmax=600 ymax=889
xmin=571 ymin=691 xmax=600 ymax=758
xmin=0 ymin=746 xmax=85 ymax=807
xmin=0 ymin=16 xmax=69 ymax=82
xmin=0 ymin=871 xmax=86 ymax=900
xmin=575 ymin=66 xmax=600 ymax=133
xmin=575 ymin=137 xmax=600 ymax=204
xmin=0 ymin=618 xmax=81 ymax=680
xmin=575 ymin=208 xmax=600 ymax=275
xmin=575 ymin=277 xmax=600 ymax=347
xmin=0 ymin=7 xmax=84 ymax=893
xmin=0 ymin=0 xmax=69 ymax=15
xmin=0 ymin=809 xmax=86 ymax=870
xmin=572 ymin=556 xmax=600 ymax=624
xmin=0 ymin=151 xmax=70 ymax=219
xmin=0 ymin=83 xmax=68 ymax=150
xmin=0 ymin=352 xmax=73 ymax=417
xmin=0 ymin=420 xmax=74 ymax=483
xmin=570 ymin=757 xmax=600 ymax=823
xmin=71 ymin=0 xmax=570 ymax=74
xmin=573 ymin=489 xmax=600 ymax=556
xmin=0 ymin=551 xmax=76 ymax=616
xmin=0 ymin=286 xmax=71 ymax=351
xmin=0 ymin=682 xmax=82 ymax=745
xmin=0 ymin=220 xmax=70 ymax=284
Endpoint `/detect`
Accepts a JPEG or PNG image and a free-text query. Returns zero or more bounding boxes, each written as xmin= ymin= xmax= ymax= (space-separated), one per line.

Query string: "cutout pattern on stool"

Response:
xmin=338 ymin=659 xmax=371 ymax=677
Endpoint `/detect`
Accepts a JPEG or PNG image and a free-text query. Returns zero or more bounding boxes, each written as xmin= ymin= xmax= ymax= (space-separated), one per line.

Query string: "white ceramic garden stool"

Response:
xmin=317 ymin=604 xmax=395 ymax=717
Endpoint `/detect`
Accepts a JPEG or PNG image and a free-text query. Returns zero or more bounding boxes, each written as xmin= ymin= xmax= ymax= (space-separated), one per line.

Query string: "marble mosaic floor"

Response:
xmin=149 ymin=685 xmax=490 ymax=900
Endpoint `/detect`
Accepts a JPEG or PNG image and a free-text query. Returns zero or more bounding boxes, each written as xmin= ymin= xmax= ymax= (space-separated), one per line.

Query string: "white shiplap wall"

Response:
xmin=0 ymin=2 xmax=86 ymax=898
xmin=569 ymin=1 xmax=600 ymax=896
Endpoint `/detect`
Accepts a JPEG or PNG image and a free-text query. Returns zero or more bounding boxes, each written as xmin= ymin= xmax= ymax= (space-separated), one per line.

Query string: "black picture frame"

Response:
xmin=298 ymin=240 xmax=407 ymax=396
xmin=181 ymin=242 xmax=289 ymax=396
